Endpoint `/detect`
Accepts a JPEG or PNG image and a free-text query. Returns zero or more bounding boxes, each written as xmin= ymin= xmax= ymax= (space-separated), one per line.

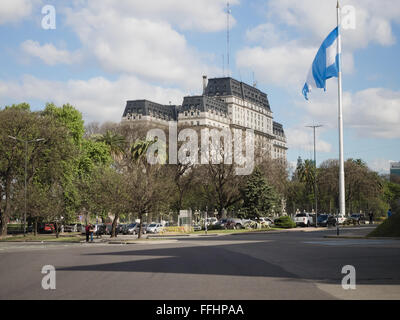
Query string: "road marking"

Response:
xmin=304 ymin=240 xmax=400 ymax=246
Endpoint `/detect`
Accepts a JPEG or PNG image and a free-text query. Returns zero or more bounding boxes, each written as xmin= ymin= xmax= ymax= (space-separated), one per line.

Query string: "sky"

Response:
xmin=0 ymin=0 xmax=399 ymax=174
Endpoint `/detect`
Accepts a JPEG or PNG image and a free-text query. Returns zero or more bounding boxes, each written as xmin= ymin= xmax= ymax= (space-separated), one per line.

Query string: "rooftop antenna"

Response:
xmin=252 ymin=71 xmax=257 ymax=88
xmin=222 ymin=54 xmax=225 ymax=77
xmin=226 ymin=2 xmax=231 ymax=77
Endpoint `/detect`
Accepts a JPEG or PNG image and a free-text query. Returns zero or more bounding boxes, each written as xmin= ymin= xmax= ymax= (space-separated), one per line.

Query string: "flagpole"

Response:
xmin=337 ymin=1 xmax=346 ymax=230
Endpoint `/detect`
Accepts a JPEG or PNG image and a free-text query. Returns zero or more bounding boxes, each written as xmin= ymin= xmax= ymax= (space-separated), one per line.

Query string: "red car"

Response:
xmin=38 ymin=223 xmax=55 ymax=234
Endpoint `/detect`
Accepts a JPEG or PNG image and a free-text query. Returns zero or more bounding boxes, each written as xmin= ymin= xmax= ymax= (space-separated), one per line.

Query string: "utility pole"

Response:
xmin=305 ymin=125 xmax=322 ymax=227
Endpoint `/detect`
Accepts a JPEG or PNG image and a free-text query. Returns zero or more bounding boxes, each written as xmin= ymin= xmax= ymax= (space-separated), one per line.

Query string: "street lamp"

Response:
xmin=8 ymin=136 xmax=45 ymax=237
xmin=305 ymin=124 xmax=323 ymax=228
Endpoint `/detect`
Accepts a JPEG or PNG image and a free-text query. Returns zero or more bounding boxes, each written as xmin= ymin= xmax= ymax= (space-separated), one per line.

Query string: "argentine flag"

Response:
xmin=302 ymin=27 xmax=340 ymax=100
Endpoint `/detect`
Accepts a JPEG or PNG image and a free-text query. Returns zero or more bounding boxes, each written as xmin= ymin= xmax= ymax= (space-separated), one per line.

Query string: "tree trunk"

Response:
xmin=137 ymin=213 xmax=142 ymax=239
xmin=0 ymin=208 xmax=7 ymax=237
xmin=111 ymin=214 xmax=118 ymax=238
xmin=55 ymin=221 xmax=60 ymax=238
xmin=1 ymin=177 xmax=12 ymax=237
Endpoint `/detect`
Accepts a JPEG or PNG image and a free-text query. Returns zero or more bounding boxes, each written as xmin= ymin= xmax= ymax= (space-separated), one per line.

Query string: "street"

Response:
xmin=0 ymin=226 xmax=399 ymax=300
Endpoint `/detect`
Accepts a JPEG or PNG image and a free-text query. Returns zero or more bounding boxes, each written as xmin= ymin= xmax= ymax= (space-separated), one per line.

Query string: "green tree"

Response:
xmin=241 ymin=167 xmax=279 ymax=219
xmin=95 ymin=130 xmax=126 ymax=159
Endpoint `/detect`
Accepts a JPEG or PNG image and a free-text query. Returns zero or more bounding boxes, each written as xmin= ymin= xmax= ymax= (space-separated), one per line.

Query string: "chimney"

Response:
xmin=202 ymin=75 xmax=208 ymax=94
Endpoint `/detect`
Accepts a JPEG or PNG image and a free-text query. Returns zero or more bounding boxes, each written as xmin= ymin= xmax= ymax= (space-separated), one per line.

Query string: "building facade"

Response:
xmin=390 ymin=162 xmax=400 ymax=182
xmin=121 ymin=76 xmax=287 ymax=162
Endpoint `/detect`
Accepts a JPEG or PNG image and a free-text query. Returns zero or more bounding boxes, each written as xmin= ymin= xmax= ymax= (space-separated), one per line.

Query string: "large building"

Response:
xmin=121 ymin=76 xmax=287 ymax=162
xmin=390 ymin=162 xmax=400 ymax=181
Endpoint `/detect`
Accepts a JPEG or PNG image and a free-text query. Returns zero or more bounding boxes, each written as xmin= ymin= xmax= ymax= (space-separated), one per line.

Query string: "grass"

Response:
xmin=0 ymin=234 xmax=84 ymax=242
xmin=368 ymin=213 xmax=400 ymax=238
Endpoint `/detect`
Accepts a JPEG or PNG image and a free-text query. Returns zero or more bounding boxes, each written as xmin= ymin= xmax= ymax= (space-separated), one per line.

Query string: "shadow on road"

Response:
xmin=57 ymin=235 xmax=400 ymax=286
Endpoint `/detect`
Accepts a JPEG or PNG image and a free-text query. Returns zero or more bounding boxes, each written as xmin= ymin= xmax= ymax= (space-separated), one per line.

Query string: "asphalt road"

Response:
xmin=0 ymin=225 xmax=399 ymax=300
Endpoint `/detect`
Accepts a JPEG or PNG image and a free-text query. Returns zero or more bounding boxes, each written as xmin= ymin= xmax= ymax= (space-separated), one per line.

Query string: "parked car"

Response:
xmin=38 ymin=223 xmax=55 ymax=234
xmin=206 ymin=217 xmax=218 ymax=226
xmin=135 ymin=223 xmax=147 ymax=235
xmin=146 ymin=223 xmax=163 ymax=233
xmin=225 ymin=218 xmax=245 ymax=229
xmin=337 ymin=214 xmax=347 ymax=224
xmin=349 ymin=213 xmax=366 ymax=225
xmin=215 ymin=218 xmax=228 ymax=229
xmin=117 ymin=224 xmax=127 ymax=234
xmin=105 ymin=224 xmax=119 ymax=235
xmin=294 ymin=213 xmax=314 ymax=227
xmin=94 ymin=224 xmax=107 ymax=236
xmin=193 ymin=223 xmax=202 ymax=231
xmin=254 ymin=217 xmax=274 ymax=227
xmin=124 ymin=223 xmax=139 ymax=235
xmin=64 ymin=224 xmax=78 ymax=232
xmin=317 ymin=214 xmax=337 ymax=227
xmin=140 ymin=223 xmax=148 ymax=234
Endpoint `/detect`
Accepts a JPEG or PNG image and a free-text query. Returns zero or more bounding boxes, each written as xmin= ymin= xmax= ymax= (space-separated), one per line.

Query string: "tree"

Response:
xmin=241 ymin=167 xmax=280 ymax=219
xmin=87 ymin=166 xmax=130 ymax=238
xmin=95 ymin=130 xmax=126 ymax=159
xmin=0 ymin=104 xmax=80 ymax=235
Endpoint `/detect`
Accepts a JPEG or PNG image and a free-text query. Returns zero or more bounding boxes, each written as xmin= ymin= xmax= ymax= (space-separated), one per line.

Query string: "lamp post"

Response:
xmin=306 ymin=124 xmax=323 ymax=228
xmin=8 ymin=136 xmax=45 ymax=237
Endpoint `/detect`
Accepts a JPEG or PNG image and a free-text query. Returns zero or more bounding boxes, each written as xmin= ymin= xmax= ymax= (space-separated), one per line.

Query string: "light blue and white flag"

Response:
xmin=302 ymin=27 xmax=340 ymax=100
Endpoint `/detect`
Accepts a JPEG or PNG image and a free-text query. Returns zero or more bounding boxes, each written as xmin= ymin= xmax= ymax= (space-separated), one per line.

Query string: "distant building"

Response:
xmin=390 ymin=162 xmax=400 ymax=182
xmin=121 ymin=76 xmax=287 ymax=163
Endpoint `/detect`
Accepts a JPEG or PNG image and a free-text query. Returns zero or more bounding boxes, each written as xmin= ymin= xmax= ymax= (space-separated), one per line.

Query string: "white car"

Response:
xmin=257 ymin=217 xmax=274 ymax=227
xmin=294 ymin=213 xmax=314 ymax=227
xmin=337 ymin=214 xmax=347 ymax=224
xmin=206 ymin=217 xmax=218 ymax=226
xmin=146 ymin=223 xmax=163 ymax=233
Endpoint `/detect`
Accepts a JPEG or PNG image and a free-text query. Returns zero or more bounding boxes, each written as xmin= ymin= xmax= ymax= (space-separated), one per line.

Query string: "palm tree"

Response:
xmin=95 ymin=130 xmax=126 ymax=158
xmin=297 ymin=159 xmax=316 ymax=202
xmin=131 ymin=139 xmax=155 ymax=163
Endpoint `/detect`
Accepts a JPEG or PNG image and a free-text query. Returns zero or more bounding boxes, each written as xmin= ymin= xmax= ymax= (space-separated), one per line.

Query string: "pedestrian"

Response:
xmin=369 ymin=211 xmax=374 ymax=225
xmin=387 ymin=208 xmax=392 ymax=218
xmin=90 ymin=224 xmax=94 ymax=242
xmin=85 ymin=224 xmax=90 ymax=242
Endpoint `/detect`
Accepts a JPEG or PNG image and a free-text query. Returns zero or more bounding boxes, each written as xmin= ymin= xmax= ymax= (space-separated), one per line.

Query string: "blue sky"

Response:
xmin=0 ymin=0 xmax=399 ymax=173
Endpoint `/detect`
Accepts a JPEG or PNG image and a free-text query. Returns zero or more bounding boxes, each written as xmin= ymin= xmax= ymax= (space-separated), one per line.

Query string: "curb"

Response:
xmin=108 ymin=240 xmax=178 ymax=244
xmin=147 ymin=234 xmax=190 ymax=238
xmin=1 ymin=240 xmax=82 ymax=244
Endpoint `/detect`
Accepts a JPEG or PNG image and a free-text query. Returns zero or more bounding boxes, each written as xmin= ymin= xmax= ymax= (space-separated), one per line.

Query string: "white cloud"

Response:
xmin=245 ymin=23 xmax=287 ymax=47
xmin=295 ymin=87 xmax=400 ymax=139
xmin=236 ymin=42 xmax=354 ymax=89
xmin=61 ymin=1 xmax=225 ymax=89
xmin=347 ymin=88 xmax=400 ymax=138
xmin=0 ymin=75 xmax=186 ymax=123
xmin=69 ymin=0 xmax=239 ymax=32
xmin=265 ymin=0 xmax=400 ymax=49
xmin=368 ymin=158 xmax=395 ymax=173
xmin=0 ymin=0 xmax=36 ymax=25
xmin=236 ymin=43 xmax=315 ymax=88
xmin=237 ymin=0 xmax=396 ymax=90
xmin=20 ymin=40 xmax=83 ymax=65
xmin=286 ymin=127 xmax=332 ymax=153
